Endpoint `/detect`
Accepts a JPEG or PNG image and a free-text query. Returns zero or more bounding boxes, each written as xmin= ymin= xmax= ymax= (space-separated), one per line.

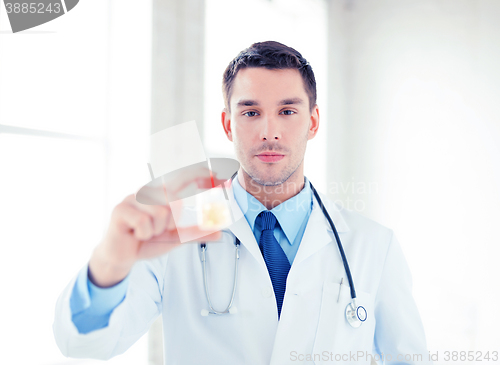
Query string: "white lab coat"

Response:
xmin=53 ymin=184 xmax=431 ymax=365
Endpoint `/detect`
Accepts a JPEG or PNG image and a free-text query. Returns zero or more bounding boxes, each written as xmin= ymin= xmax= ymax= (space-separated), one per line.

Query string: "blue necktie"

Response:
xmin=258 ymin=211 xmax=291 ymax=319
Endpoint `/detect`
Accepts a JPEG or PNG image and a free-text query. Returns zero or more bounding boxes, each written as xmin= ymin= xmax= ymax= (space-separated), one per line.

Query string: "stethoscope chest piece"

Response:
xmin=345 ymin=300 xmax=367 ymax=328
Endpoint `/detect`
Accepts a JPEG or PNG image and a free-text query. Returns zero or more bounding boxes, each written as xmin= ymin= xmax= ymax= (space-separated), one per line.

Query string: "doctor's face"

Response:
xmin=222 ymin=67 xmax=319 ymax=186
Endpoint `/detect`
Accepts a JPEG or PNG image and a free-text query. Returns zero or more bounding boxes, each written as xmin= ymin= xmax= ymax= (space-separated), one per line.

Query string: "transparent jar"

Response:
xmin=196 ymin=186 xmax=232 ymax=231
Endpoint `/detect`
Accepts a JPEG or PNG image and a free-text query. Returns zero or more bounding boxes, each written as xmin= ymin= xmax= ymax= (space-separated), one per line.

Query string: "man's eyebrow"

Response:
xmin=236 ymin=99 xmax=259 ymax=107
xmin=235 ymin=98 xmax=304 ymax=108
xmin=279 ymin=97 xmax=304 ymax=106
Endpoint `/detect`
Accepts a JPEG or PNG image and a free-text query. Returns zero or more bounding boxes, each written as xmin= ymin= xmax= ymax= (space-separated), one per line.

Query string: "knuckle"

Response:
xmin=111 ymin=203 xmax=125 ymax=219
xmin=136 ymin=213 xmax=151 ymax=227
xmin=135 ymin=216 xmax=152 ymax=239
xmin=123 ymin=194 xmax=136 ymax=204
xmin=156 ymin=206 xmax=168 ymax=220
xmin=153 ymin=209 xmax=168 ymax=233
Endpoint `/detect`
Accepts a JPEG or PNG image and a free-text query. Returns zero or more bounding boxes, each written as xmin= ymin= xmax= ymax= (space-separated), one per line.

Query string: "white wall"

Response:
xmin=327 ymin=0 xmax=500 ymax=357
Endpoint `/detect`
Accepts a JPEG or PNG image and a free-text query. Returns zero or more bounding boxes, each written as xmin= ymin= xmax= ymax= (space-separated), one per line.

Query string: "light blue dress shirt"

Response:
xmin=70 ymin=265 xmax=130 ymax=334
xmin=231 ymin=176 xmax=313 ymax=265
xmin=70 ymin=176 xmax=313 ymax=334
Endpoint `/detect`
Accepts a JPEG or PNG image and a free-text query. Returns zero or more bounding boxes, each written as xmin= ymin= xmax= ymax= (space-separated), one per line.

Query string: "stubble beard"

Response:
xmin=245 ymin=157 xmax=302 ymax=186
xmin=236 ymin=135 xmax=308 ymax=187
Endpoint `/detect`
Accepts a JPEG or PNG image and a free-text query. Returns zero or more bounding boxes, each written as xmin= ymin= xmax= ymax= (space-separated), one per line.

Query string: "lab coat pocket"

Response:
xmin=312 ymin=281 xmax=375 ymax=365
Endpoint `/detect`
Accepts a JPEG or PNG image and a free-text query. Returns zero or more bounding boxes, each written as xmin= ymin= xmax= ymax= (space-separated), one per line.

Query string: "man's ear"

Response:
xmin=221 ymin=108 xmax=233 ymax=142
xmin=307 ymin=105 xmax=320 ymax=140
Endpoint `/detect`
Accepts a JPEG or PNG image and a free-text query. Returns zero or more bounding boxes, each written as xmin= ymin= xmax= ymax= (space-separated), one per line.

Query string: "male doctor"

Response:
xmin=53 ymin=41 xmax=431 ymax=364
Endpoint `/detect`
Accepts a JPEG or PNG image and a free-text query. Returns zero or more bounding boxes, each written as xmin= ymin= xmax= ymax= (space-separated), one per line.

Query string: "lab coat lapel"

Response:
xmin=224 ymin=181 xmax=267 ymax=270
xmin=293 ymin=191 xmax=350 ymax=267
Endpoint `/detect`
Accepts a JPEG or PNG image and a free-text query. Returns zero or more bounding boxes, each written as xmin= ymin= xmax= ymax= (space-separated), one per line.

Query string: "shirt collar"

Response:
xmin=232 ymin=175 xmax=313 ymax=245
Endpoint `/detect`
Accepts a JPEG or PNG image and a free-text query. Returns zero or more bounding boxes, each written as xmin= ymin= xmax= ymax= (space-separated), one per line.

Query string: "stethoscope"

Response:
xmin=199 ymin=173 xmax=367 ymax=328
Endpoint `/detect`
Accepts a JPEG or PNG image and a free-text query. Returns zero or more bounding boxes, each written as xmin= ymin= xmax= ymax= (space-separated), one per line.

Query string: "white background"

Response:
xmin=1 ymin=0 xmax=499 ymax=364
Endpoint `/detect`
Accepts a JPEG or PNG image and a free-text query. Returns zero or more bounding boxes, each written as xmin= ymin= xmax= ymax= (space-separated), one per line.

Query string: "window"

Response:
xmin=0 ymin=1 xmax=151 ymax=363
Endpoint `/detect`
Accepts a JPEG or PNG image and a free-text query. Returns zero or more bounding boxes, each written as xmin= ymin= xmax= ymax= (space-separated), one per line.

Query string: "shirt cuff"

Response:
xmin=70 ymin=263 xmax=129 ymax=316
xmin=87 ymin=266 xmax=130 ymax=315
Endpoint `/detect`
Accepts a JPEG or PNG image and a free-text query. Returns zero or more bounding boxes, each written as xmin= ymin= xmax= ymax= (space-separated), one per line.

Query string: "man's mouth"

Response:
xmin=256 ymin=152 xmax=285 ymax=163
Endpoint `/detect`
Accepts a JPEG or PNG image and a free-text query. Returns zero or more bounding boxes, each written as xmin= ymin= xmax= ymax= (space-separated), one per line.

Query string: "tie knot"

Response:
xmin=259 ymin=211 xmax=277 ymax=231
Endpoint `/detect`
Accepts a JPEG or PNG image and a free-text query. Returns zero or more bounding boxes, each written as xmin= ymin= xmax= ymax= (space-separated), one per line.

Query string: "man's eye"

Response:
xmin=243 ymin=111 xmax=258 ymax=117
xmin=281 ymin=110 xmax=296 ymax=115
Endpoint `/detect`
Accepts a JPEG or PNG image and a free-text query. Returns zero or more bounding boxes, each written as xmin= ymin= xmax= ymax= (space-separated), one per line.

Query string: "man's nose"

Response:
xmin=260 ymin=115 xmax=281 ymax=141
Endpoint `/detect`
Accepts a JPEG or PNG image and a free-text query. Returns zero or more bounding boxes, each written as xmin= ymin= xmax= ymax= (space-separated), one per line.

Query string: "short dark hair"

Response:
xmin=222 ymin=41 xmax=317 ymax=112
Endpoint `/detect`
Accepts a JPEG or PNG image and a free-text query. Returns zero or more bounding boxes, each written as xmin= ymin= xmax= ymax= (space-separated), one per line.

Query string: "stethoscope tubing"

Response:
xmin=309 ymin=183 xmax=357 ymax=300
xmin=200 ymin=240 xmax=241 ymax=315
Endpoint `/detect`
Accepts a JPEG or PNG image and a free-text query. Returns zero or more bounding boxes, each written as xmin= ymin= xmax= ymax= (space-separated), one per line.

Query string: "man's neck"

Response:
xmin=237 ymin=167 xmax=305 ymax=210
